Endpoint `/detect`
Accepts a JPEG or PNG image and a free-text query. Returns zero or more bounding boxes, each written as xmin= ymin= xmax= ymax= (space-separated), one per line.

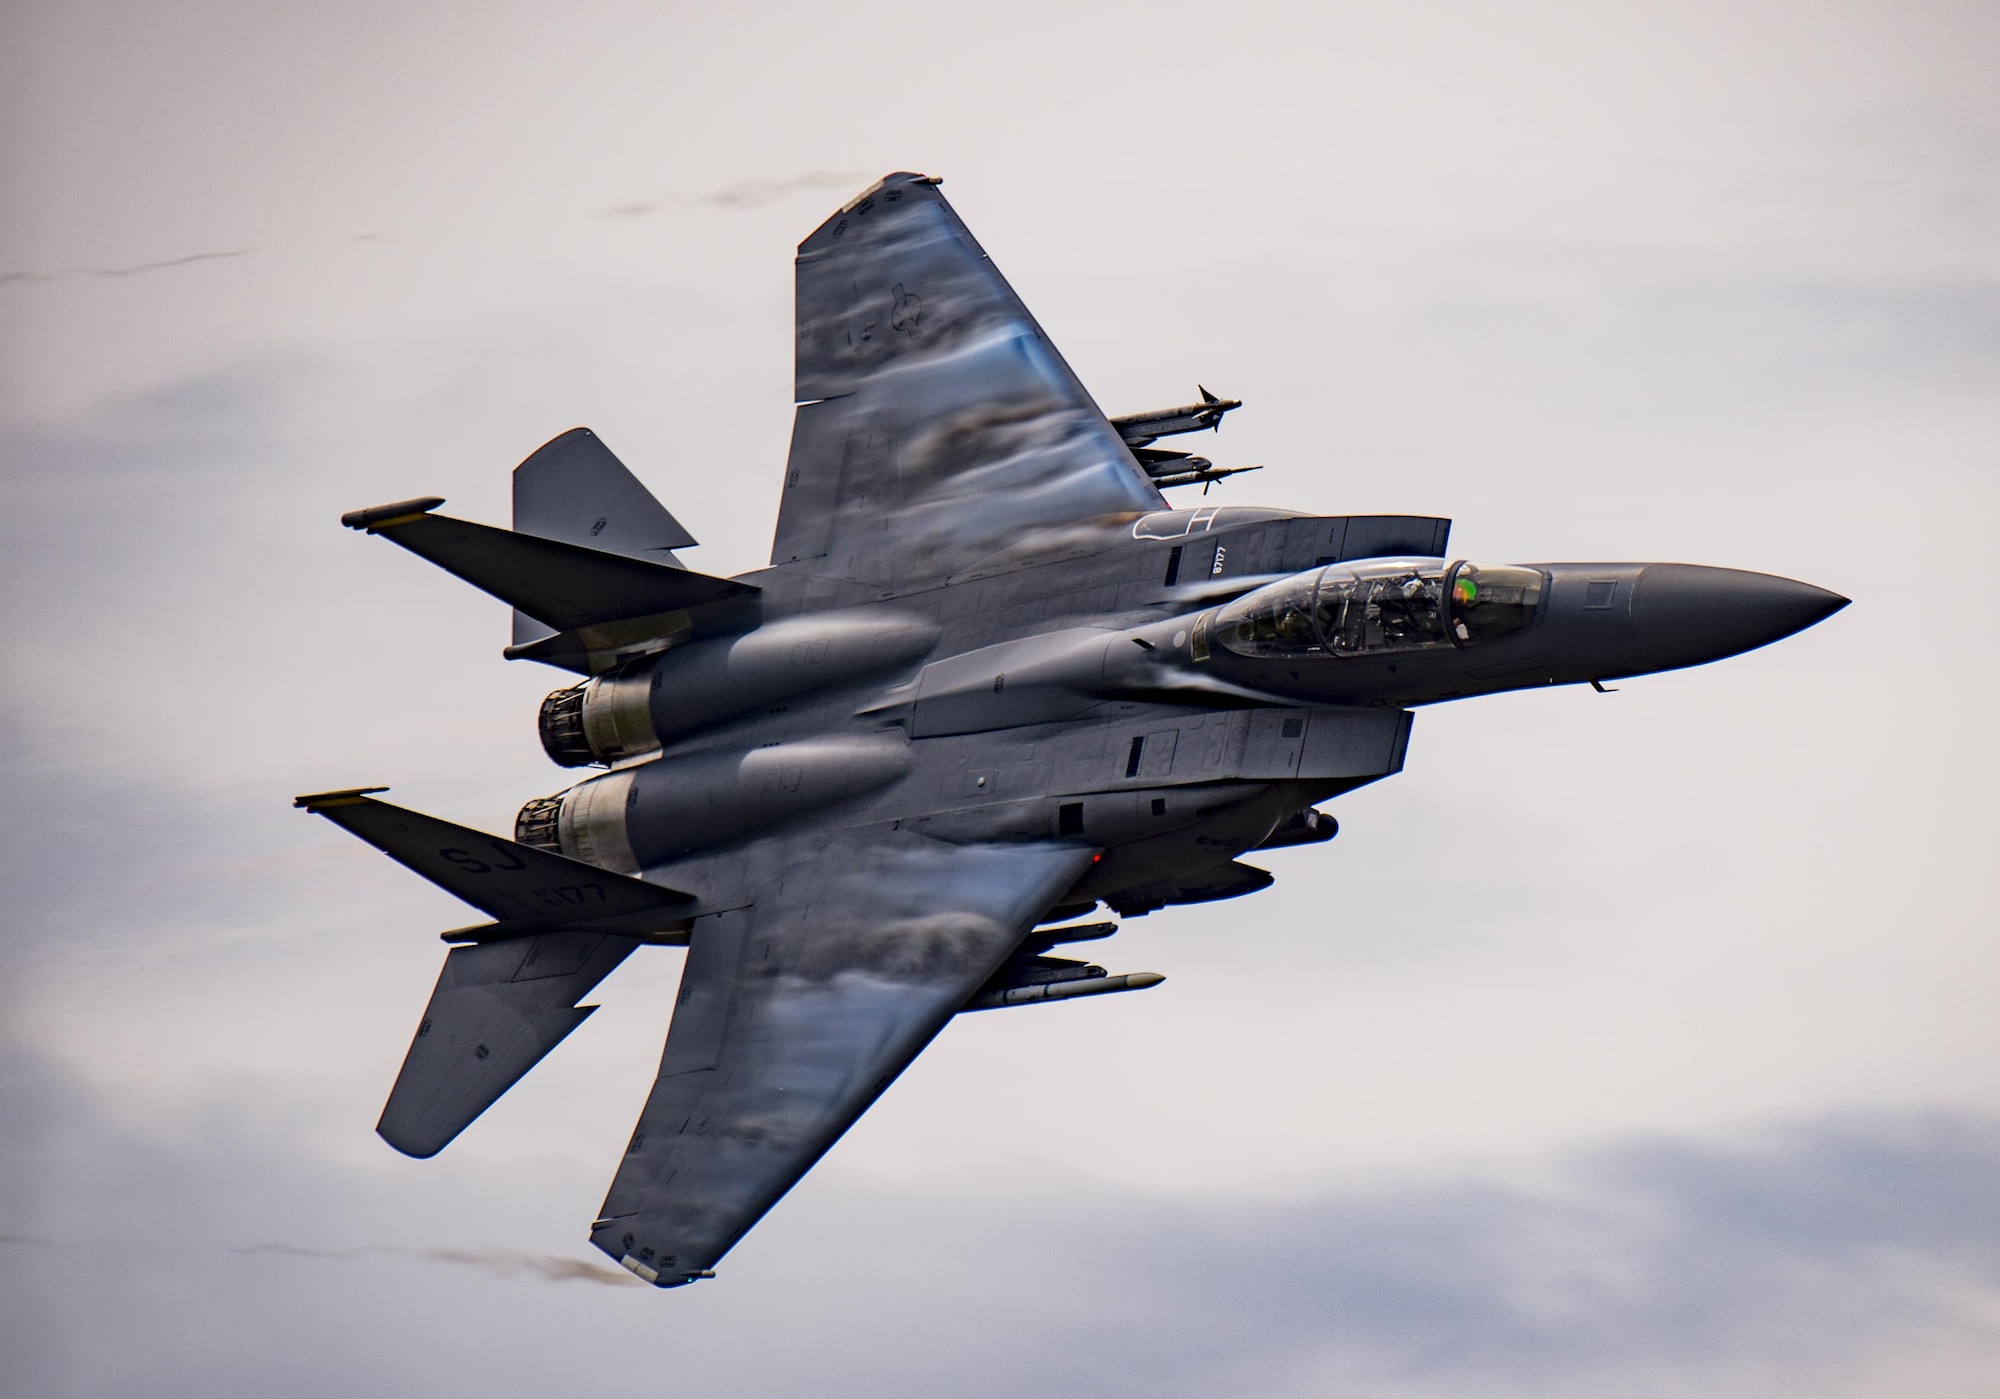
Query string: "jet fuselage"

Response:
xmin=521 ymin=509 xmax=1843 ymax=922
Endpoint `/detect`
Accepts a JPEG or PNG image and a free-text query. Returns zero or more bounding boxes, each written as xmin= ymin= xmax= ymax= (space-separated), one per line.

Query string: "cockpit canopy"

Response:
xmin=1212 ymin=559 xmax=1544 ymax=659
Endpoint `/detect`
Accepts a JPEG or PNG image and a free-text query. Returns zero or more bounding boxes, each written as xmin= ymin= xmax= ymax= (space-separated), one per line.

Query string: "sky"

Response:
xmin=4 ymin=1 xmax=1998 ymax=1394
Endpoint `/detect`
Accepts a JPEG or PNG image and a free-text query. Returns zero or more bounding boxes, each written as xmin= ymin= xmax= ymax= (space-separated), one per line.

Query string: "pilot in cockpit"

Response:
xmin=1213 ymin=560 xmax=1543 ymax=661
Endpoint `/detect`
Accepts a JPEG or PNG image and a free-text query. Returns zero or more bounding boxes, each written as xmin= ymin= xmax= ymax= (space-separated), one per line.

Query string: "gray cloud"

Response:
xmin=1080 ymin=1114 xmax=2000 ymax=1395
xmin=8 ymin=1014 xmax=2000 ymax=1399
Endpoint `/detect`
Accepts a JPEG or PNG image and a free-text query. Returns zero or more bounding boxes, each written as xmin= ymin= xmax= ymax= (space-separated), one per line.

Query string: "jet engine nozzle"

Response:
xmin=537 ymin=685 xmax=592 ymax=766
xmin=538 ymin=667 xmax=658 ymax=769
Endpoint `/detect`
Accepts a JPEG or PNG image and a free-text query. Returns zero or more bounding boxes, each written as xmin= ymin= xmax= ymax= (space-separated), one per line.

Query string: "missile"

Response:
xmin=1132 ymin=447 xmax=1212 ymax=474
xmin=1022 ymin=920 xmax=1118 ymax=952
xmin=1126 ymin=443 xmax=1263 ymax=492
xmin=1150 ymin=464 xmax=1263 ymax=492
xmin=1110 ymin=386 xmax=1242 ymax=446
xmin=962 ymin=971 xmax=1165 ymax=1012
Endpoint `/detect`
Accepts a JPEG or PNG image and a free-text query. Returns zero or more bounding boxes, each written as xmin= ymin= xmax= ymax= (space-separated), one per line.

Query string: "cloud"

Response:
xmin=0 ymin=224 xmax=1991 ymax=1397
xmin=0 ymin=248 xmax=257 ymax=288
xmin=1077 ymin=1113 xmax=2000 ymax=1396
xmin=9 ymin=1008 xmax=2000 ymax=1399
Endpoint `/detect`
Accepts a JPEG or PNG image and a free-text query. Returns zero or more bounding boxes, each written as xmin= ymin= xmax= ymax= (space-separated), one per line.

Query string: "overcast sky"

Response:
xmin=5 ymin=2 xmax=1999 ymax=1395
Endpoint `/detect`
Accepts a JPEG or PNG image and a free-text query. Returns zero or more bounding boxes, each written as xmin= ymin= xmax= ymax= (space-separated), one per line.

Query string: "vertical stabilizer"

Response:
xmin=512 ymin=428 xmax=700 ymax=645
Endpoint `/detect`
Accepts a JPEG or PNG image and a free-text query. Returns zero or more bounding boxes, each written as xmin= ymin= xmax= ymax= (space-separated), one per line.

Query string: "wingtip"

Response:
xmin=294 ymin=785 xmax=389 ymax=810
xmin=340 ymin=497 xmax=445 ymax=532
xmin=839 ymin=172 xmax=942 ymax=215
xmin=375 ymin=1121 xmax=446 ymax=1159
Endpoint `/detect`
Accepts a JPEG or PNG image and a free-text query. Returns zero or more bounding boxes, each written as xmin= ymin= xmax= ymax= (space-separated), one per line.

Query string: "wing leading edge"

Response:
xmin=772 ymin=173 xmax=1163 ymax=584
xmin=591 ymin=833 xmax=1098 ymax=1286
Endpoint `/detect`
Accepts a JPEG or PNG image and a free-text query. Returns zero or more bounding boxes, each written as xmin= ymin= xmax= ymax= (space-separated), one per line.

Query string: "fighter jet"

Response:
xmin=298 ymin=172 xmax=1846 ymax=1289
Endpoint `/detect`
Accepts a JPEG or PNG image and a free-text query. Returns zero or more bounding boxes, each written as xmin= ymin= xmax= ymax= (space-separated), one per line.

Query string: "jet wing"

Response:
xmin=771 ymin=172 xmax=1164 ymax=584
xmin=589 ymin=832 xmax=1098 ymax=1286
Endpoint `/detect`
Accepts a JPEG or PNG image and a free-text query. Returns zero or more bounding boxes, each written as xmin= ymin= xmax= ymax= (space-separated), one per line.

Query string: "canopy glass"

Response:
xmin=1213 ymin=560 xmax=1544 ymax=659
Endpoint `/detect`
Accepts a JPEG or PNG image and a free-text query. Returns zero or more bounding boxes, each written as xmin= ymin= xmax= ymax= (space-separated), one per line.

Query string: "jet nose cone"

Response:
xmin=1631 ymin=564 xmax=1848 ymax=671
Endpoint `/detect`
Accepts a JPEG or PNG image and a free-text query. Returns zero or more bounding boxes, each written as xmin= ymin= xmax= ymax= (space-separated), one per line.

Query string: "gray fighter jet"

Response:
xmin=298 ymin=172 xmax=1846 ymax=1288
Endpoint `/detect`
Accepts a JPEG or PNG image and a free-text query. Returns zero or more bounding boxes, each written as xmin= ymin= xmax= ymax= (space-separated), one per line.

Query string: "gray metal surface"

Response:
xmin=300 ymin=171 xmax=1848 ymax=1290
xmin=293 ymin=788 xmax=690 ymax=937
xmin=344 ymin=500 xmax=755 ymax=635
xmin=590 ymin=834 xmax=1096 ymax=1286
xmin=379 ymin=931 xmax=639 ymax=1158
xmin=772 ymin=172 xmax=1163 ymax=582
xmin=513 ymin=427 xmax=698 ymax=560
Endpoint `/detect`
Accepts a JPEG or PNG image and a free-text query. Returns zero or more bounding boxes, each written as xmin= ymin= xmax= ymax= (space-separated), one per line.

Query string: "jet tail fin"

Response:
xmin=339 ymin=498 xmax=759 ymax=671
xmin=509 ymin=428 xmax=700 ymax=647
xmin=293 ymin=787 xmax=692 ymax=936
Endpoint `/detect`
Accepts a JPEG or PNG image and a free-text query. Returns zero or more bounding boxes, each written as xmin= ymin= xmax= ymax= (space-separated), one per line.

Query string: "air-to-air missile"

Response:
xmin=1109 ymin=386 xmax=1243 ymax=443
xmin=1111 ymin=387 xmax=1261 ymax=491
xmin=962 ymin=919 xmax=1158 ymax=1009
xmin=1129 ymin=450 xmax=1264 ymax=492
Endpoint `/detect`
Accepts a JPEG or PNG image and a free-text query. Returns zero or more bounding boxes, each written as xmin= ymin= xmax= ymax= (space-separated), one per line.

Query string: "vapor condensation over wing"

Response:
xmin=601 ymin=171 xmax=874 ymax=218
xmin=419 ymin=1248 xmax=644 ymax=1286
xmin=7 ymin=171 xmax=869 ymax=287
xmin=230 ymin=1242 xmax=643 ymax=1286
xmin=699 ymin=170 xmax=874 ymax=209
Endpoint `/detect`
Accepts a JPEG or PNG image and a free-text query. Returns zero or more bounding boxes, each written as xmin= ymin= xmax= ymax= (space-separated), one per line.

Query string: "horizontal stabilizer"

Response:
xmin=340 ymin=499 xmax=757 ymax=634
xmin=294 ymin=788 xmax=691 ymax=935
xmin=380 ymin=931 xmax=638 ymax=1157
